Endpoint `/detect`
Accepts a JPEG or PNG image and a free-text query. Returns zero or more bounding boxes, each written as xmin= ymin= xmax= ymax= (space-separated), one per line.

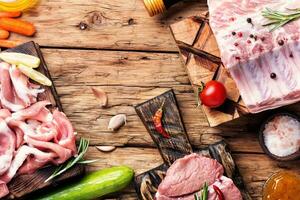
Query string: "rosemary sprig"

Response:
xmin=262 ymin=8 xmax=300 ymax=31
xmin=45 ymin=138 xmax=97 ymax=182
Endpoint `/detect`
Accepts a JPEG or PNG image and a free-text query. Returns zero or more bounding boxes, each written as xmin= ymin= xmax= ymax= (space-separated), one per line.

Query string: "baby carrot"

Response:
xmin=0 ymin=29 xmax=9 ymax=39
xmin=0 ymin=11 xmax=22 ymax=18
xmin=0 ymin=18 xmax=35 ymax=36
xmin=0 ymin=40 xmax=22 ymax=48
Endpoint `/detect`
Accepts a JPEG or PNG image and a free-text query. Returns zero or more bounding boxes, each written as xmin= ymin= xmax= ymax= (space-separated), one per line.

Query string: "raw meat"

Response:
xmin=0 ymin=63 xmax=44 ymax=112
xmin=0 ymin=118 xmax=15 ymax=176
xmin=156 ymin=154 xmax=242 ymax=200
xmin=208 ymin=0 xmax=300 ymax=113
xmin=0 ymin=62 xmax=77 ymax=198
xmin=156 ymin=177 xmax=242 ymax=200
xmin=157 ymin=153 xmax=224 ymax=197
xmin=207 ymin=176 xmax=242 ymax=200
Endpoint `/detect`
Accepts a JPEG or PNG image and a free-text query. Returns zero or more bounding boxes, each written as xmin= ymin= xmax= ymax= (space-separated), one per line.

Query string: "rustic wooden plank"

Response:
xmin=10 ymin=0 xmax=207 ymax=51
xmin=3 ymin=42 xmax=84 ymax=199
xmin=39 ymin=48 xmax=271 ymax=154
xmin=135 ymin=90 xmax=192 ymax=165
xmin=36 ymin=48 xmax=300 ymax=200
xmin=82 ymin=146 xmax=300 ymax=200
xmin=170 ymin=15 xmax=250 ymax=127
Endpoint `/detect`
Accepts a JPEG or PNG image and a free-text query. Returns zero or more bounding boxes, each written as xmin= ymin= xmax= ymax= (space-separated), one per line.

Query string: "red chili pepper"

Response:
xmin=153 ymin=101 xmax=170 ymax=138
xmin=213 ymin=185 xmax=225 ymax=200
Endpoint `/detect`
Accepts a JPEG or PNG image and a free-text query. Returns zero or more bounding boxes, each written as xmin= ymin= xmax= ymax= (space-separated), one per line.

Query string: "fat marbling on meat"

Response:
xmin=0 ymin=63 xmax=77 ymax=198
xmin=208 ymin=0 xmax=300 ymax=113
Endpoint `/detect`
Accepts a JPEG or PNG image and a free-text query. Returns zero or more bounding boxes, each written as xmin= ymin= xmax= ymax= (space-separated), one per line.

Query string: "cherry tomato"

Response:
xmin=199 ymin=80 xmax=227 ymax=108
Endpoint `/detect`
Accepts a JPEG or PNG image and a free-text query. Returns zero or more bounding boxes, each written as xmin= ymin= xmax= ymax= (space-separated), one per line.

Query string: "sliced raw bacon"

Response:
xmin=0 ymin=145 xmax=55 ymax=183
xmin=0 ymin=118 xmax=15 ymax=176
xmin=53 ymin=110 xmax=77 ymax=154
xmin=0 ymin=109 xmax=11 ymax=119
xmin=0 ymin=59 xmax=77 ymax=198
xmin=11 ymin=100 xmax=52 ymax=122
xmin=7 ymin=119 xmax=56 ymax=142
xmin=24 ymin=136 xmax=73 ymax=165
xmin=0 ymin=62 xmax=25 ymax=112
xmin=0 ymin=63 xmax=44 ymax=112
xmin=9 ymin=65 xmax=44 ymax=106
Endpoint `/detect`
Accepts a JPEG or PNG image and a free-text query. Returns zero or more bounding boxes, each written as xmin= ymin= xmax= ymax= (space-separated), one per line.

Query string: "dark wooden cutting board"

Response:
xmin=134 ymin=90 xmax=252 ymax=200
xmin=2 ymin=42 xmax=85 ymax=199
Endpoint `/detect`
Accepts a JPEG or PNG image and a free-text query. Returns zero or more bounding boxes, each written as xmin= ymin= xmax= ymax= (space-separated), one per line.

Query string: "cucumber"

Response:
xmin=35 ymin=166 xmax=134 ymax=200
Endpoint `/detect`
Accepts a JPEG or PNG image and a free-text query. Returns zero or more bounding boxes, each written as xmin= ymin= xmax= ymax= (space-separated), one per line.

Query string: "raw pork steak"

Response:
xmin=208 ymin=0 xmax=300 ymax=113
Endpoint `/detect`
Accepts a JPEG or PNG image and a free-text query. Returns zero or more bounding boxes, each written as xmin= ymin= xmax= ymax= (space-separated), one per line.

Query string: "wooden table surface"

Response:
xmin=15 ymin=0 xmax=300 ymax=199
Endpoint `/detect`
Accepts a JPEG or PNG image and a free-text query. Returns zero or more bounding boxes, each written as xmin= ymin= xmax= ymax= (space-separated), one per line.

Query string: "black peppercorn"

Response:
xmin=290 ymin=53 xmax=294 ymax=58
xmin=247 ymin=18 xmax=252 ymax=24
xmin=232 ymin=31 xmax=236 ymax=36
xmin=250 ymin=34 xmax=254 ymax=38
xmin=270 ymin=73 xmax=276 ymax=79
xmin=278 ymin=40 xmax=284 ymax=46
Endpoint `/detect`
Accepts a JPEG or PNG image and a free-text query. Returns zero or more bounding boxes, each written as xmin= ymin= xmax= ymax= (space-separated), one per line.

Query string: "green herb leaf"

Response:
xmin=78 ymin=159 xmax=100 ymax=164
xmin=201 ymin=182 xmax=208 ymax=200
xmin=194 ymin=193 xmax=201 ymax=200
xmin=262 ymin=8 xmax=300 ymax=31
xmin=45 ymin=138 xmax=97 ymax=183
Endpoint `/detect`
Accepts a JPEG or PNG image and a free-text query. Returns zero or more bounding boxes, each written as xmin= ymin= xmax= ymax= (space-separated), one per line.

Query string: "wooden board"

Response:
xmin=11 ymin=0 xmax=206 ymax=51
xmin=170 ymin=15 xmax=249 ymax=127
xmin=134 ymin=90 xmax=251 ymax=200
xmin=2 ymin=42 xmax=85 ymax=199
xmin=135 ymin=90 xmax=192 ymax=165
xmin=41 ymin=47 xmax=300 ymax=200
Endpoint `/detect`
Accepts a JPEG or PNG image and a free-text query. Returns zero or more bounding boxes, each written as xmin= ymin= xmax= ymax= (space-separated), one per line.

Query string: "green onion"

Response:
xmin=45 ymin=138 xmax=98 ymax=182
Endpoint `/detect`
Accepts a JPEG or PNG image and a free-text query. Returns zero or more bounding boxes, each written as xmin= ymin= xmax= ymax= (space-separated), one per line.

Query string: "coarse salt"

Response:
xmin=263 ymin=115 xmax=300 ymax=157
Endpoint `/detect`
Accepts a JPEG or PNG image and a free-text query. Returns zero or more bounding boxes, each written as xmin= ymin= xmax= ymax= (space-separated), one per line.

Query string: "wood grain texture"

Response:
xmin=82 ymin=147 xmax=300 ymax=200
xmin=39 ymin=48 xmax=300 ymax=200
xmin=6 ymin=0 xmax=298 ymax=199
xmin=3 ymin=42 xmax=85 ymax=199
xmin=135 ymin=90 xmax=192 ymax=165
xmin=41 ymin=48 xmax=269 ymax=152
xmin=9 ymin=0 xmax=207 ymax=51
xmin=170 ymin=15 xmax=249 ymax=127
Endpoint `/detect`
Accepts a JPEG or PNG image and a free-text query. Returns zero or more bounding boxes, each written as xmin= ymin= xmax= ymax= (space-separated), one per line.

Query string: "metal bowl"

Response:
xmin=259 ymin=112 xmax=300 ymax=161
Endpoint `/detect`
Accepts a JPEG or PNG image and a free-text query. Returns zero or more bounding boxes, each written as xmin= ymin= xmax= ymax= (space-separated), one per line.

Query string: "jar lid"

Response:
xmin=143 ymin=0 xmax=166 ymax=17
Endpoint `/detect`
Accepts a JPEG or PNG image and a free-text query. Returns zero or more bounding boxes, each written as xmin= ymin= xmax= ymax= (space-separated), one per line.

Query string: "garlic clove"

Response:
xmin=108 ymin=114 xmax=126 ymax=131
xmin=91 ymin=87 xmax=108 ymax=108
xmin=96 ymin=146 xmax=116 ymax=152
